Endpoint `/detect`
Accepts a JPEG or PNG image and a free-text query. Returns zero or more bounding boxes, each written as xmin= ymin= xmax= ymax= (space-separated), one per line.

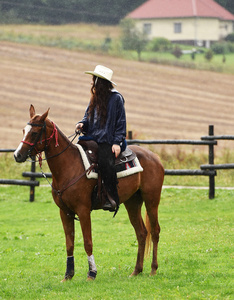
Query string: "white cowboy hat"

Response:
xmin=85 ymin=65 xmax=117 ymax=85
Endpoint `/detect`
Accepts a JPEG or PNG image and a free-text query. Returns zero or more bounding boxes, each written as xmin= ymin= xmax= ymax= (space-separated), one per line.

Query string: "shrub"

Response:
xmin=225 ymin=33 xmax=234 ymax=42
xmin=227 ymin=41 xmax=234 ymax=53
xmin=211 ymin=42 xmax=228 ymax=54
xmin=211 ymin=41 xmax=234 ymax=54
xmin=204 ymin=49 xmax=214 ymax=61
xmin=172 ymin=45 xmax=183 ymax=58
xmin=101 ymin=36 xmax=112 ymax=52
xmin=147 ymin=37 xmax=172 ymax=52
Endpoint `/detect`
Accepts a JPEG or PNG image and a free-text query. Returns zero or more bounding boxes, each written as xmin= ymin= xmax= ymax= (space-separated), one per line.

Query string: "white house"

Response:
xmin=126 ymin=0 xmax=234 ymax=47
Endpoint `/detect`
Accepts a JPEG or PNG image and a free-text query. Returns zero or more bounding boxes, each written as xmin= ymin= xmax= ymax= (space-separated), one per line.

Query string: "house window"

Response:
xmin=174 ymin=22 xmax=182 ymax=33
xmin=143 ymin=23 xmax=152 ymax=35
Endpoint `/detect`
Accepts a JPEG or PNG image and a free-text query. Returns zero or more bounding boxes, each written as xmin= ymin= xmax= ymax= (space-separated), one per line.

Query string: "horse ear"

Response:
xmin=40 ymin=108 xmax=50 ymax=122
xmin=30 ymin=105 xmax=35 ymax=118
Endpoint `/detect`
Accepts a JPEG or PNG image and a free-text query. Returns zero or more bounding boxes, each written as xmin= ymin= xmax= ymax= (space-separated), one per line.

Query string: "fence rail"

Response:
xmin=0 ymin=179 xmax=39 ymax=186
xmin=127 ymin=139 xmax=217 ymax=145
xmin=1 ymin=125 xmax=233 ymax=201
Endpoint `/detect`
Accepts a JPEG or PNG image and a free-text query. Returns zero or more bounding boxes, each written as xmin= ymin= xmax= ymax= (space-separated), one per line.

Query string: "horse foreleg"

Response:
xmin=124 ymin=195 xmax=147 ymax=277
xmin=60 ymin=208 xmax=75 ymax=282
xmin=78 ymin=210 xmax=97 ymax=281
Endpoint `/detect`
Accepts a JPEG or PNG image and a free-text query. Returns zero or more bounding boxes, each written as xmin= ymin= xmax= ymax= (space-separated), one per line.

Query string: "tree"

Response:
xmin=214 ymin=0 xmax=234 ymax=14
xmin=120 ymin=18 xmax=148 ymax=61
xmin=0 ymin=0 xmax=146 ymax=25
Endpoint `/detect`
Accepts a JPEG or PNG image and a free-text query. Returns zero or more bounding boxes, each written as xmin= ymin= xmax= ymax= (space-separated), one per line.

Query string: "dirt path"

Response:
xmin=1 ymin=41 xmax=234 ymax=148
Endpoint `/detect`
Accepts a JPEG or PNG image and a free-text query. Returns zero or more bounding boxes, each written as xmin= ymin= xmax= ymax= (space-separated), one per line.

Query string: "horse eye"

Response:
xmin=32 ymin=132 xmax=38 ymax=137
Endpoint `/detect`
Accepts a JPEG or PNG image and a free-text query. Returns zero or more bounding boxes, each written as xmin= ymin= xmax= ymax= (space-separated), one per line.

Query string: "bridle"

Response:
xmin=22 ymin=121 xmax=59 ymax=166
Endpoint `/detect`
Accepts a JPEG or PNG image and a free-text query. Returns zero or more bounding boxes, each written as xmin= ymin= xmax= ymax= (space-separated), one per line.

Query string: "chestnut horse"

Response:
xmin=14 ymin=105 xmax=164 ymax=281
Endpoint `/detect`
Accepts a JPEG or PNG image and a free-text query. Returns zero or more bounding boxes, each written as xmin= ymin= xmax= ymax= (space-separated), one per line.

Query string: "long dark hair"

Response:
xmin=88 ymin=76 xmax=113 ymax=127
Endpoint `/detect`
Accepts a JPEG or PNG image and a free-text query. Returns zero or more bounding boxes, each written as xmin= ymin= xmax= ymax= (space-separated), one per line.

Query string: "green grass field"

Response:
xmin=0 ymin=185 xmax=233 ymax=299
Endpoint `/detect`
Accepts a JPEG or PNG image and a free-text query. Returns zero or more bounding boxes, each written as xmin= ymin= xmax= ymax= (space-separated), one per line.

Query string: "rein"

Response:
xmin=41 ymin=162 xmax=96 ymax=221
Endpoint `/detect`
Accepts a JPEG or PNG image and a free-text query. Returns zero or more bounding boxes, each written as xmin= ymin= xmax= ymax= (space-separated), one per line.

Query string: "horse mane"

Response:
xmin=49 ymin=119 xmax=77 ymax=149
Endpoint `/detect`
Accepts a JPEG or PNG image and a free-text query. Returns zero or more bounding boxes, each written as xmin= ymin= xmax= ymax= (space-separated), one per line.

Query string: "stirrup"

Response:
xmin=103 ymin=195 xmax=116 ymax=211
xmin=103 ymin=201 xmax=116 ymax=212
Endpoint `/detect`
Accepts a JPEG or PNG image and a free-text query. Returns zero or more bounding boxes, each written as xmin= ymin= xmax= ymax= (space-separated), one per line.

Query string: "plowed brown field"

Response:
xmin=1 ymin=41 xmax=234 ymax=148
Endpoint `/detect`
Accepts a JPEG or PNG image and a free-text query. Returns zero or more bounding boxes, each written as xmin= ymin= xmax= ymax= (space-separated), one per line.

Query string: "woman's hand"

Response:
xmin=112 ymin=144 xmax=121 ymax=158
xmin=76 ymin=123 xmax=83 ymax=133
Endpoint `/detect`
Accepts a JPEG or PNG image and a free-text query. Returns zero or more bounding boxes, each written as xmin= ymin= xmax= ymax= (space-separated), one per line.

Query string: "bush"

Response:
xmin=226 ymin=41 xmax=234 ymax=53
xmin=172 ymin=45 xmax=183 ymax=58
xmin=101 ymin=37 xmax=112 ymax=52
xmin=147 ymin=37 xmax=172 ymax=52
xmin=204 ymin=49 xmax=214 ymax=61
xmin=225 ymin=33 xmax=234 ymax=42
xmin=211 ymin=42 xmax=228 ymax=54
xmin=211 ymin=41 xmax=234 ymax=54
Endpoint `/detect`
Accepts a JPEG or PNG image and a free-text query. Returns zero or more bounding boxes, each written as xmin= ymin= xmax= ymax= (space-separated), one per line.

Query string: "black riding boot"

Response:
xmin=98 ymin=143 xmax=119 ymax=213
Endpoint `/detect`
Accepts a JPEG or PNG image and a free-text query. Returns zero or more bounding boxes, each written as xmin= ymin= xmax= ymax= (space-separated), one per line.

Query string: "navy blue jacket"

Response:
xmin=79 ymin=89 xmax=126 ymax=148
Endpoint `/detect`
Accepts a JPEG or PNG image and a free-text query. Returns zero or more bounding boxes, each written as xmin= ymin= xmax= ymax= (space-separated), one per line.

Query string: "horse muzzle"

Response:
xmin=14 ymin=148 xmax=28 ymax=163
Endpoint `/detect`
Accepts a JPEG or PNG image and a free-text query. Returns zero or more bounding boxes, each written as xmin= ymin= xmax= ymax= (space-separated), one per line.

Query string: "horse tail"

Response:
xmin=144 ymin=211 xmax=152 ymax=258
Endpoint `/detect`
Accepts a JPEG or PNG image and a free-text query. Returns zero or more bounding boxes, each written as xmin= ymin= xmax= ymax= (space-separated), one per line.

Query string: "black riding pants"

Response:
xmin=97 ymin=143 xmax=119 ymax=206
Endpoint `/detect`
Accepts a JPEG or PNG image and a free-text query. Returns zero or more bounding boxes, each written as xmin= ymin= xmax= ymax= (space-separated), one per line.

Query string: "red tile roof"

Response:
xmin=127 ymin=0 xmax=234 ymax=20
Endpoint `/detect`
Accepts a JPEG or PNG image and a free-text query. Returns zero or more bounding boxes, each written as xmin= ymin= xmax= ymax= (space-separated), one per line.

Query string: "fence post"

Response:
xmin=208 ymin=125 xmax=215 ymax=199
xmin=29 ymin=156 xmax=36 ymax=202
xmin=128 ymin=130 xmax=132 ymax=140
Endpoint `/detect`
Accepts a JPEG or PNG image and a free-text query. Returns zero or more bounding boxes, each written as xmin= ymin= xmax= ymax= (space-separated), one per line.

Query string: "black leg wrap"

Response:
xmin=64 ymin=256 xmax=75 ymax=280
xmin=87 ymin=270 xmax=97 ymax=280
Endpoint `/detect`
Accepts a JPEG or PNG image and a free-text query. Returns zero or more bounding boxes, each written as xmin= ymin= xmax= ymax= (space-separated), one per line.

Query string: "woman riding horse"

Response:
xmin=76 ymin=65 xmax=127 ymax=214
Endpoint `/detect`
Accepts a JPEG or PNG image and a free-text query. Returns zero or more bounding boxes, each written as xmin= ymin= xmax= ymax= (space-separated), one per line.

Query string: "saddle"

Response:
xmin=78 ymin=139 xmax=136 ymax=166
xmin=77 ymin=139 xmax=136 ymax=212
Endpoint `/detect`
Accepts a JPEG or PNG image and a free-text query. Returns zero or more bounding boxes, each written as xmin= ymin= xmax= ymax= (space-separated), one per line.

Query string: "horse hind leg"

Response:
xmin=144 ymin=191 xmax=161 ymax=276
xmin=124 ymin=191 xmax=148 ymax=277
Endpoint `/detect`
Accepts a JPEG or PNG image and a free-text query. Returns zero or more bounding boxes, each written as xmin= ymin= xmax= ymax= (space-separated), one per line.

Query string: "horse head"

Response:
xmin=14 ymin=105 xmax=51 ymax=163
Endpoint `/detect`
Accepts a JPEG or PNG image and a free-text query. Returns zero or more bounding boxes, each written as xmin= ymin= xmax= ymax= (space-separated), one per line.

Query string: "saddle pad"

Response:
xmin=76 ymin=144 xmax=143 ymax=179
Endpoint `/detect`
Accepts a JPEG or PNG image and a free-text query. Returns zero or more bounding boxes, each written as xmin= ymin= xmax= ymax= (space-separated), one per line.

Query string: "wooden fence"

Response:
xmin=0 ymin=125 xmax=233 ymax=201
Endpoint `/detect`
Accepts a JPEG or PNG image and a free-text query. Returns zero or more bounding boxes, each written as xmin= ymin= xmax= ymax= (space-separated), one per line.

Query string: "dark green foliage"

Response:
xmin=0 ymin=0 xmax=146 ymax=25
xmin=214 ymin=0 xmax=234 ymax=14
xmin=225 ymin=33 xmax=234 ymax=42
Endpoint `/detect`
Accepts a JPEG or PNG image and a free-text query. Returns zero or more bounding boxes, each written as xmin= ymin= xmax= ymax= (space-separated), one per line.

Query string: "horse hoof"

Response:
xmin=150 ymin=270 xmax=157 ymax=276
xmin=86 ymin=270 xmax=97 ymax=281
xmin=86 ymin=276 xmax=95 ymax=282
xmin=61 ymin=275 xmax=73 ymax=283
xmin=129 ymin=270 xmax=142 ymax=277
